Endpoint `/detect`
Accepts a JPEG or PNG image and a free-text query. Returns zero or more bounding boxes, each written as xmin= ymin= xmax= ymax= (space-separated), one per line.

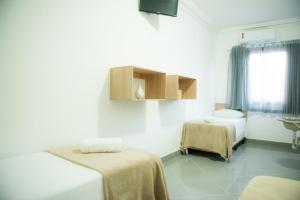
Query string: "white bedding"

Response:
xmin=213 ymin=117 xmax=246 ymax=145
xmin=204 ymin=116 xmax=246 ymax=145
xmin=0 ymin=152 xmax=104 ymax=200
xmin=215 ymin=117 xmax=246 ymax=145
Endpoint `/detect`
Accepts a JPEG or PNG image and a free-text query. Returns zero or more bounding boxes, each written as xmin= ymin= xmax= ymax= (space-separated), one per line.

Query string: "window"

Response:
xmin=248 ymin=51 xmax=287 ymax=112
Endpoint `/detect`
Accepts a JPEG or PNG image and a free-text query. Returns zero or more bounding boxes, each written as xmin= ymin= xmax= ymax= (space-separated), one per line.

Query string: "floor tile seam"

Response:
xmin=211 ymin=176 xmax=243 ymax=192
xmin=189 ymin=157 xmax=226 ymax=171
xmin=189 ymin=158 xmax=214 ymax=172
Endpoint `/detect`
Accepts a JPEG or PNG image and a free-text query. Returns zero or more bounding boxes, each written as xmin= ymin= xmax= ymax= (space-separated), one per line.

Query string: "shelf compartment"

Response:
xmin=110 ymin=66 xmax=166 ymax=100
xmin=166 ymin=75 xmax=196 ymax=100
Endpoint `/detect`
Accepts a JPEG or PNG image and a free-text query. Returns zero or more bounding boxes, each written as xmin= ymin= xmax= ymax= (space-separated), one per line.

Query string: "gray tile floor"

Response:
xmin=163 ymin=141 xmax=300 ymax=200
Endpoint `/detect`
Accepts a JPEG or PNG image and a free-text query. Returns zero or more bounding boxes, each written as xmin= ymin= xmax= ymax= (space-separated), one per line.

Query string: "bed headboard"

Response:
xmin=214 ymin=103 xmax=247 ymax=118
xmin=215 ymin=103 xmax=226 ymax=110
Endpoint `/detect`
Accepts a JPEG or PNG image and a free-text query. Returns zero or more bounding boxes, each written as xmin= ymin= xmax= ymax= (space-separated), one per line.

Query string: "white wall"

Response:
xmin=214 ymin=20 xmax=300 ymax=143
xmin=0 ymin=0 xmax=216 ymax=158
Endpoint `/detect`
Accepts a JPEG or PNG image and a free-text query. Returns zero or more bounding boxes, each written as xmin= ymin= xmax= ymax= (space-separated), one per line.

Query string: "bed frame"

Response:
xmin=183 ymin=103 xmax=247 ymax=160
xmin=185 ymin=103 xmax=247 ymax=156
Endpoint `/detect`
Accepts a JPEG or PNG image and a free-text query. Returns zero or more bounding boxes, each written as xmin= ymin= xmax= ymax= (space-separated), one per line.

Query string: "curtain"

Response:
xmin=227 ymin=39 xmax=300 ymax=115
xmin=226 ymin=45 xmax=249 ymax=110
xmin=284 ymin=40 xmax=300 ymax=115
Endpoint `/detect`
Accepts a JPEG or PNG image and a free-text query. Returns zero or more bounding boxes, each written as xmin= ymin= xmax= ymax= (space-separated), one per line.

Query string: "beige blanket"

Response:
xmin=180 ymin=120 xmax=236 ymax=159
xmin=48 ymin=146 xmax=169 ymax=200
xmin=239 ymin=176 xmax=300 ymax=200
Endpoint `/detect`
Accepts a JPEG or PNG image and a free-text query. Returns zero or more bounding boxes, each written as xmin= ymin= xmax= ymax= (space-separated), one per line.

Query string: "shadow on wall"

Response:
xmin=140 ymin=12 xmax=160 ymax=31
xmin=97 ymin=74 xmax=146 ymax=137
xmin=97 ymin=72 xmax=189 ymax=137
xmin=159 ymin=101 xmax=186 ymax=127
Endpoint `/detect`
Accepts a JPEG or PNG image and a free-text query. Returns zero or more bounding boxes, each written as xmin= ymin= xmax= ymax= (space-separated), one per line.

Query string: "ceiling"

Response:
xmin=191 ymin=0 xmax=300 ymax=29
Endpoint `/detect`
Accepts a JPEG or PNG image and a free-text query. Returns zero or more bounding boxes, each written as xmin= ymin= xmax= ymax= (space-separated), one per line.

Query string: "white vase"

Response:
xmin=135 ymin=84 xmax=145 ymax=99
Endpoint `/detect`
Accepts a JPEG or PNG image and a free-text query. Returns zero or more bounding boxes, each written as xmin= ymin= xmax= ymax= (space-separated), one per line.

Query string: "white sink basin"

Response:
xmin=278 ymin=118 xmax=300 ymax=150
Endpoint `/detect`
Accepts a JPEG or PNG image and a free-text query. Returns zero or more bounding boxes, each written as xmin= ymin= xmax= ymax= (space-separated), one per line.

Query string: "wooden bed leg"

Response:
xmin=185 ymin=149 xmax=189 ymax=155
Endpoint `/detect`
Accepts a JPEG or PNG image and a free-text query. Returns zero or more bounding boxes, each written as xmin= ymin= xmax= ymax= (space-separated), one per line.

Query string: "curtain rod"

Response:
xmin=240 ymin=39 xmax=300 ymax=48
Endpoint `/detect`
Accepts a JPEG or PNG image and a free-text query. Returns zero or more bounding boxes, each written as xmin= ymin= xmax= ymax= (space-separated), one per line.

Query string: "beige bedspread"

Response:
xmin=239 ymin=176 xmax=300 ymax=200
xmin=180 ymin=120 xmax=236 ymax=159
xmin=48 ymin=146 xmax=169 ymax=200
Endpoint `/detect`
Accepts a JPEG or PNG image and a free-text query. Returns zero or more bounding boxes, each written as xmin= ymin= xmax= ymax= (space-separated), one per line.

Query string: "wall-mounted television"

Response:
xmin=139 ymin=0 xmax=178 ymax=17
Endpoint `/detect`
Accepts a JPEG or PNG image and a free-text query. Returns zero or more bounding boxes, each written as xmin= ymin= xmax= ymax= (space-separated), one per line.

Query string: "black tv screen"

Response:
xmin=139 ymin=0 xmax=178 ymax=17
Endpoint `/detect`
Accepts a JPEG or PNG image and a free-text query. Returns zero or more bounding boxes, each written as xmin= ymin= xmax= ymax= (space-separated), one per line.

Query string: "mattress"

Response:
xmin=0 ymin=152 xmax=104 ymax=200
xmin=212 ymin=117 xmax=246 ymax=145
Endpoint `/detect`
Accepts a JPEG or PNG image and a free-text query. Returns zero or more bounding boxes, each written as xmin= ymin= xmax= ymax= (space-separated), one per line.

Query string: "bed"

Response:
xmin=0 ymin=152 xmax=104 ymax=200
xmin=180 ymin=103 xmax=246 ymax=160
xmin=0 ymin=147 xmax=169 ymax=200
xmin=239 ymin=176 xmax=300 ymax=200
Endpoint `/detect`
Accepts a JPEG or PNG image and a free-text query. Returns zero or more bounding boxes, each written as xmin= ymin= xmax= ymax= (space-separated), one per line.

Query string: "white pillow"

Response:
xmin=214 ymin=109 xmax=244 ymax=118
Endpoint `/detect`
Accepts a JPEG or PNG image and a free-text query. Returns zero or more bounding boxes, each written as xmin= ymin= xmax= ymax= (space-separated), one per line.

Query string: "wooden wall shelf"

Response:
xmin=110 ymin=66 xmax=196 ymax=100
xmin=110 ymin=66 xmax=166 ymax=100
xmin=166 ymin=75 xmax=196 ymax=100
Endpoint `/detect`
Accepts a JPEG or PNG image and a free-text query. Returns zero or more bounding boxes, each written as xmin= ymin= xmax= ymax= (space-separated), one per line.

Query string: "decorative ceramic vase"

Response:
xmin=135 ymin=84 xmax=145 ymax=99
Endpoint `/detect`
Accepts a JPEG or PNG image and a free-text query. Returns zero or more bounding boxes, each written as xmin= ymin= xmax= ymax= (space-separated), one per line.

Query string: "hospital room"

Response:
xmin=1 ymin=0 xmax=300 ymax=200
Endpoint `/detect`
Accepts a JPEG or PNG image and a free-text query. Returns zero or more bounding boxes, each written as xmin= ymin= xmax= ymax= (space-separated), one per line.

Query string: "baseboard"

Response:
xmin=161 ymin=139 xmax=296 ymax=160
xmin=246 ymin=138 xmax=290 ymax=146
xmin=161 ymin=150 xmax=181 ymax=161
xmin=246 ymin=138 xmax=300 ymax=153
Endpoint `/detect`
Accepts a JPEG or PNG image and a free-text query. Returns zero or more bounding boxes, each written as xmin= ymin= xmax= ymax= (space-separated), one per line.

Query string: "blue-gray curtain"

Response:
xmin=227 ymin=40 xmax=300 ymax=115
xmin=226 ymin=45 xmax=249 ymax=110
xmin=284 ymin=40 xmax=300 ymax=115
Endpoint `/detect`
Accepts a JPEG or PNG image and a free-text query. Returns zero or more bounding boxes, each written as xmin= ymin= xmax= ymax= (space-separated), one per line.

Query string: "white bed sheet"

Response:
xmin=0 ymin=152 xmax=104 ymax=200
xmin=213 ymin=117 xmax=246 ymax=145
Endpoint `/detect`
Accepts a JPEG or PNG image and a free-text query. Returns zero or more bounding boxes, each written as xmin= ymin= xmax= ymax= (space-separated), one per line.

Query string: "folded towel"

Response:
xmin=80 ymin=138 xmax=123 ymax=153
xmin=203 ymin=116 xmax=215 ymax=123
